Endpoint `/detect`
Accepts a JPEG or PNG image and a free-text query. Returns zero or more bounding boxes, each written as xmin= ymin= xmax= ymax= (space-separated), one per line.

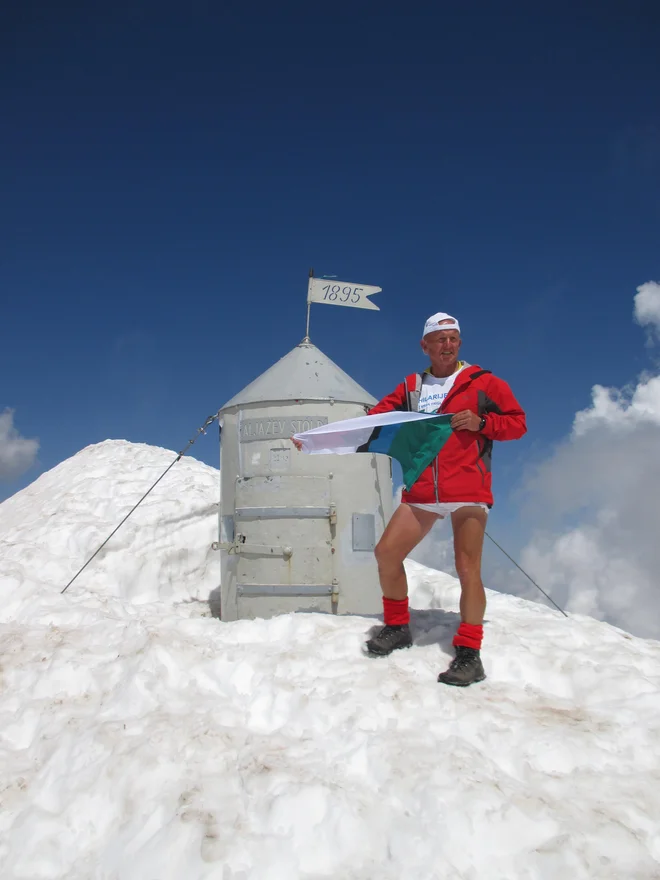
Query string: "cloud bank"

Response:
xmin=519 ymin=281 xmax=660 ymax=640
xmin=0 ymin=409 xmax=39 ymax=480
xmin=633 ymin=281 xmax=660 ymax=339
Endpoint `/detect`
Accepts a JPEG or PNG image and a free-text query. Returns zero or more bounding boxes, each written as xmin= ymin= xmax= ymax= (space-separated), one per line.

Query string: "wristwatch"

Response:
xmin=478 ymin=416 xmax=487 ymax=432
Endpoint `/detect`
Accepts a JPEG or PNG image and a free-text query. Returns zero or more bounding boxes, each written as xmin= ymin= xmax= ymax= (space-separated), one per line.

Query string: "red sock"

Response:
xmin=453 ymin=622 xmax=483 ymax=650
xmin=383 ymin=596 xmax=410 ymax=626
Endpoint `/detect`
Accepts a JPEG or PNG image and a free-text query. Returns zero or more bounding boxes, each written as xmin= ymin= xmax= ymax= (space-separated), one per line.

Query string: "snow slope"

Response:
xmin=1 ymin=441 xmax=659 ymax=879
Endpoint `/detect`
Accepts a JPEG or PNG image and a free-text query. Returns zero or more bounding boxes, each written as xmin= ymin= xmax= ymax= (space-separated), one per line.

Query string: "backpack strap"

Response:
xmin=404 ymin=373 xmax=423 ymax=412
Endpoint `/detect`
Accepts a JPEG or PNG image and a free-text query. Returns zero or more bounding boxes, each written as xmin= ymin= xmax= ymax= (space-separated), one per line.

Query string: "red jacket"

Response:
xmin=368 ymin=365 xmax=527 ymax=506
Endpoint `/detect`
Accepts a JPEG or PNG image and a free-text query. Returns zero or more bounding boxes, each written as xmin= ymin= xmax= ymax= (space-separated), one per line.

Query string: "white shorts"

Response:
xmin=407 ymin=501 xmax=489 ymax=519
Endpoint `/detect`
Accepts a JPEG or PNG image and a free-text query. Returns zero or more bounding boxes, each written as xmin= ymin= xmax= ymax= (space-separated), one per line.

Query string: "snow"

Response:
xmin=1 ymin=441 xmax=660 ymax=879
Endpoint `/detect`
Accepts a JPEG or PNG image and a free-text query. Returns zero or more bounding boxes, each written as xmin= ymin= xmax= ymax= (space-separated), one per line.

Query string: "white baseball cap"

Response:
xmin=423 ymin=312 xmax=461 ymax=337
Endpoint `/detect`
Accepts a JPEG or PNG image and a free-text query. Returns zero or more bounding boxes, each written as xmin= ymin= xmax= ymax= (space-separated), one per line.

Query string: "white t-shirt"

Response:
xmin=417 ymin=364 xmax=466 ymax=413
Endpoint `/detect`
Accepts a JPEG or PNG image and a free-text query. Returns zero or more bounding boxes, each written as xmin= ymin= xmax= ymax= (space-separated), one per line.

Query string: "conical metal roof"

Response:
xmin=219 ymin=341 xmax=376 ymax=410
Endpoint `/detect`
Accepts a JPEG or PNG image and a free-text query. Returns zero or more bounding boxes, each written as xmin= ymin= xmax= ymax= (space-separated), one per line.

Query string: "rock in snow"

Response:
xmin=0 ymin=440 xmax=659 ymax=879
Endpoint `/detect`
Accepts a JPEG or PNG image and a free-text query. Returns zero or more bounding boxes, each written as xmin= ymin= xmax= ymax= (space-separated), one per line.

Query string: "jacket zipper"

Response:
xmin=435 ymin=367 xmax=485 ymax=500
xmin=433 ymin=456 xmax=440 ymax=501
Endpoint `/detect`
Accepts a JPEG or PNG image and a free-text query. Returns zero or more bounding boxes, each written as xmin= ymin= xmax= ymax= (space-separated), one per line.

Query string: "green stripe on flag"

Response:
xmin=385 ymin=414 xmax=454 ymax=491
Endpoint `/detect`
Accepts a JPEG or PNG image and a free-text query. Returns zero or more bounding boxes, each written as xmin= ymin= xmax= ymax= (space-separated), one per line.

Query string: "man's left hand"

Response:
xmin=450 ymin=410 xmax=482 ymax=432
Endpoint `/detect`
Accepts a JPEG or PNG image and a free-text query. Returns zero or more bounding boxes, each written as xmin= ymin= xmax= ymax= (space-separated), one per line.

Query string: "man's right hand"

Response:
xmin=291 ymin=437 xmax=303 ymax=451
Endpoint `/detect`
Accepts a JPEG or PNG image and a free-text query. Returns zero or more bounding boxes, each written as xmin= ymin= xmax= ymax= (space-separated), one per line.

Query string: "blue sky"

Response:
xmin=2 ymin=0 xmax=660 ymax=559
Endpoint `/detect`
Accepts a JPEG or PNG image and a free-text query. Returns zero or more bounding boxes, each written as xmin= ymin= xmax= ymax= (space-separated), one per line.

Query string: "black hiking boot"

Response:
xmin=437 ymin=646 xmax=486 ymax=686
xmin=364 ymin=624 xmax=412 ymax=657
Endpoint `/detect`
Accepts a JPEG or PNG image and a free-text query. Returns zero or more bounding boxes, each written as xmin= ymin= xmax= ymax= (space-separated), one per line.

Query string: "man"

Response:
xmin=365 ymin=312 xmax=527 ymax=686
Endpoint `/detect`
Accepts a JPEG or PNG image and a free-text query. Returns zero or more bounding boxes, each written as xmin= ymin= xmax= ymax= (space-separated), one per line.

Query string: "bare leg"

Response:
xmin=450 ymin=506 xmax=488 ymax=624
xmin=374 ymin=503 xmax=440 ymax=600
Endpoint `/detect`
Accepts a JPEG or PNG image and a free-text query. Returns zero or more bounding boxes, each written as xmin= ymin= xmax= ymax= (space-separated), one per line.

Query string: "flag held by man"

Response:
xmin=293 ymin=410 xmax=454 ymax=490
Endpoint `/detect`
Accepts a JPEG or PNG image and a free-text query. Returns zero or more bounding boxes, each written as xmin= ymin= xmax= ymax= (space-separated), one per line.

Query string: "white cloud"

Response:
xmin=573 ymin=376 xmax=660 ymax=436
xmin=518 ymin=283 xmax=660 ymax=640
xmin=633 ymin=281 xmax=660 ymax=337
xmin=0 ymin=409 xmax=39 ymax=480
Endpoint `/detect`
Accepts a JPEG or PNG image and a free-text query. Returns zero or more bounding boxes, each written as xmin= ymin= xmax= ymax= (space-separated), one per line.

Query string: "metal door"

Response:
xmin=233 ymin=474 xmax=337 ymax=618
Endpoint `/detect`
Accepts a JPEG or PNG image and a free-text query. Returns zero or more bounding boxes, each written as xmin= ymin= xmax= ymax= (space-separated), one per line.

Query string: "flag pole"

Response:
xmin=303 ymin=267 xmax=313 ymax=342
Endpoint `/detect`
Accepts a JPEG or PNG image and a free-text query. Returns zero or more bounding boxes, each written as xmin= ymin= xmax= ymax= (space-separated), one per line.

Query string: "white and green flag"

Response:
xmin=294 ymin=410 xmax=454 ymax=491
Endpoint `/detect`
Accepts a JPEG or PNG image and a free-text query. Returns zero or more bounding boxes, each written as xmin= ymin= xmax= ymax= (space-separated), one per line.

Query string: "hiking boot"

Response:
xmin=437 ymin=646 xmax=486 ymax=686
xmin=365 ymin=624 xmax=412 ymax=656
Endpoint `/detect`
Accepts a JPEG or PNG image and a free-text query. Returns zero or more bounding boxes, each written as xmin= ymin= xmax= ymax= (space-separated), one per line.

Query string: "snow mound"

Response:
xmin=0 ymin=440 xmax=220 ymax=618
xmin=1 ymin=441 xmax=659 ymax=879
